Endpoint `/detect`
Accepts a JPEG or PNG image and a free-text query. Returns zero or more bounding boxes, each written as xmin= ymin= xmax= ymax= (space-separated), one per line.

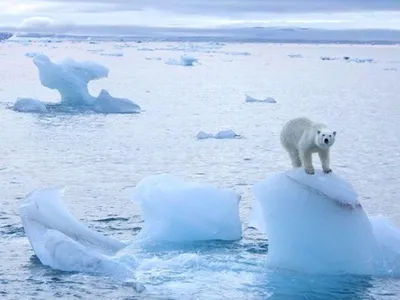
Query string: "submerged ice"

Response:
xmin=13 ymin=54 xmax=141 ymax=114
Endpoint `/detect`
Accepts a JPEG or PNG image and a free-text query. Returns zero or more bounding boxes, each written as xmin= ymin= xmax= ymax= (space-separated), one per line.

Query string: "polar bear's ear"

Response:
xmin=317 ymin=130 xmax=321 ymax=134
xmin=333 ymin=131 xmax=337 ymax=136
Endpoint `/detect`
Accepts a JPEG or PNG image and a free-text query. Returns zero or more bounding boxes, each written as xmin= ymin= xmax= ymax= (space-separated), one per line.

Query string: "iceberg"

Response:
xmin=33 ymin=54 xmax=108 ymax=105
xmin=14 ymin=54 xmax=141 ymax=114
xmin=13 ymin=97 xmax=48 ymax=113
xmin=251 ymin=168 xmax=400 ymax=276
xmin=131 ymin=174 xmax=242 ymax=243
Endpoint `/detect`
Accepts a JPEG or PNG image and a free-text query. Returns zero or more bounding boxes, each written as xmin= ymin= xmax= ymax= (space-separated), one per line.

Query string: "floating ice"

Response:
xmin=14 ymin=54 xmax=141 ymax=114
xmin=19 ymin=188 xmax=145 ymax=290
xmin=131 ymin=174 xmax=242 ymax=243
xmin=251 ymin=168 xmax=400 ymax=276
xmin=93 ymin=89 xmax=141 ymax=114
xmin=196 ymin=131 xmax=215 ymax=139
xmin=225 ymin=51 xmax=250 ymax=56
xmin=245 ymin=94 xmax=277 ymax=103
xmin=13 ymin=97 xmax=48 ymax=113
xmin=348 ymin=58 xmax=375 ymax=63
xmin=137 ymin=47 xmax=154 ymax=51
xmin=320 ymin=56 xmax=339 ymax=61
xmin=180 ymin=55 xmax=198 ymax=66
xmin=25 ymin=52 xmax=42 ymax=58
xmin=288 ymin=54 xmax=302 ymax=58
xmin=87 ymin=49 xmax=104 ymax=53
xmin=166 ymin=55 xmax=198 ymax=66
xmin=196 ymin=130 xmax=240 ymax=140
xmin=33 ymin=54 xmax=109 ymax=105
xmin=100 ymin=52 xmax=124 ymax=57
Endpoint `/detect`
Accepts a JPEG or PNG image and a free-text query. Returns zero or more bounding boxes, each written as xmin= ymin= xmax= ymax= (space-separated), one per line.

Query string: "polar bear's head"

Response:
xmin=315 ymin=129 xmax=336 ymax=149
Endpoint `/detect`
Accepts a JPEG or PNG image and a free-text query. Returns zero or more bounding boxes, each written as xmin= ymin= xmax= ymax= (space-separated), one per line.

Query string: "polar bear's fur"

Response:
xmin=280 ymin=117 xmax=336 ymax=175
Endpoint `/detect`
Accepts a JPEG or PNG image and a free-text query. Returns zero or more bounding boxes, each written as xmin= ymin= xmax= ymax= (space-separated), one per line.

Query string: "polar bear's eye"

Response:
xmin=329 ymin=135 xmax=332 ymax=137
xmin=322 ymin=134 xmax=325 ymax=137
xmin=317 ymin=130 xmax=321 ymax=134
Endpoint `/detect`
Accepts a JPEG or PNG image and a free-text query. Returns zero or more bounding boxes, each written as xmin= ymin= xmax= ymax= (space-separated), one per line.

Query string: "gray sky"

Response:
xmin=2 ymin=0 xmax=400 ymax=32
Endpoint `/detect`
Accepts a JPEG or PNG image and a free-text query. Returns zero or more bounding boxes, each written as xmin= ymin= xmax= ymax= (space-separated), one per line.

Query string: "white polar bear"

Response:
xmin=280 ymin=117 xmax=336 ymax=175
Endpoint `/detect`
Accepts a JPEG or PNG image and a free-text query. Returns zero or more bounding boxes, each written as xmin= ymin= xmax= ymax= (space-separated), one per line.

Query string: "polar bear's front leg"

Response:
xmin=300 ymin=150 xmax=314 ymax=174
xmin=318 ymin=150 xmax=332 ymax=173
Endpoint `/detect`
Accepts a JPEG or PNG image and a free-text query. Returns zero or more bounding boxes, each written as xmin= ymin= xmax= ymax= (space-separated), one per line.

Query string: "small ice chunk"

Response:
xmin=196 ymin=131 xmax=214 ymax=139
xmin=13 ymin=97 xmax=47 ymax=113
xmin=180 ymin=55 xmax=198 ymax=66
xmin=196 ymin=130 xmax=240 ymax=139
xmin=100 ymin=52 xmax=124 ymax=57
xmin=25 ymin=52 xmax=42 ymax=58
xmin=166 ymin=55 xmax=198 ymax=66
xmin=214 ymin=129 xmax=240 ymax=139
xmin=131 ymin=174 xmax=242 ymax=243
xmin=245 ymin=94 xmax=276 ymax=103
xmin=348 ymin=58 xmax=375 ymax=63
xmin=93 ymin=89 xmax=141 ymax=114
xmin=288 ymin=54 xmax=302 ymax=58
xmin=320 ymin=56 xmax=338 ymax=61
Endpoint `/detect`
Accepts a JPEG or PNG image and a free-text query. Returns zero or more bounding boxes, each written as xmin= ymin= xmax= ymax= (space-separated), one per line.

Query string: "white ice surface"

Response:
xmin=251 ymin=168 xmax=400 ymax=276
xmin=131 ymin=174 xmax=242 ymax=243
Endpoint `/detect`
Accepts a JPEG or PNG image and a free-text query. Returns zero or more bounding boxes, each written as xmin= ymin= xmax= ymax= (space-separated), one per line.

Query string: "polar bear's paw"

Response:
xmin=323 ymin=168 xmax=332 ymax=174
xmin=305 ymin=167 xmax=315 ymax=175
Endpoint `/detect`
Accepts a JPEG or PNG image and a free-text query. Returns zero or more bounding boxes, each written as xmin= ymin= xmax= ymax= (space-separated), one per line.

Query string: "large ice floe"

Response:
xmin=19 ymin=174 xmax=241 ymax=287
xmin=12 ymin=54 xmax=141 ymax=114
xmin=131 ymin=174 xmax=242 ymax=243
xmin=250 ymin=168 xmax=400 ymax=276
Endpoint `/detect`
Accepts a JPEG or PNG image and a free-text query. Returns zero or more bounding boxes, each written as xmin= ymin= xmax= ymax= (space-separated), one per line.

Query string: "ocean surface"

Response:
xmin=1 ymin=40 xmax=400 ymax=299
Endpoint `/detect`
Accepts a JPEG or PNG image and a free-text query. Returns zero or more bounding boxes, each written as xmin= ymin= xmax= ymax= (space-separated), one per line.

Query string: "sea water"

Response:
xmin=1 ymin=40 xmax=400 ymax=299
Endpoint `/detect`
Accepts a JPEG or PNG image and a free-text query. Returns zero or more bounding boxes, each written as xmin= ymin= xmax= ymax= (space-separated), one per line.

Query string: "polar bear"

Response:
xmin=280 ymin=117 xmax=336 ymax=175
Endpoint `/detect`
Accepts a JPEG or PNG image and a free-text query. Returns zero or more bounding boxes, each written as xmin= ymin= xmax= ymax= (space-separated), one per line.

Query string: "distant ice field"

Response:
xmin=1 ymin=40 xmax=400 ymax=299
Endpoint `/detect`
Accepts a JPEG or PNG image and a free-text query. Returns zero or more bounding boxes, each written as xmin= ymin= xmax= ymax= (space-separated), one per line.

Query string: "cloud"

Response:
xmin=18 ymin=17 xmax=75 ymax=32
xmin=2 ymin=0 xmax=400 ymax=33
xmin=6 ymin=0 xmax=400 ymax=16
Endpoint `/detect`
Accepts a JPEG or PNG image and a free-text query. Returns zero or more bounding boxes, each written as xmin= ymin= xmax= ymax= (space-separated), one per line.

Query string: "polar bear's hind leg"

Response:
xmin=300 ymin=150 xmax=314 ymax=174
xmin=288 ymin=149 xmax=302 ymax=168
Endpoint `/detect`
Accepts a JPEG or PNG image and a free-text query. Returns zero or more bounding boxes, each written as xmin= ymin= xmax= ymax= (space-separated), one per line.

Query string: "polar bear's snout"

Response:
xmin=324 ymin=138 xmax=329 ymax=144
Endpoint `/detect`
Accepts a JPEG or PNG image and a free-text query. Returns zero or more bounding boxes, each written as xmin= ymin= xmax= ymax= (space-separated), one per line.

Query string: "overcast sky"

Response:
xmin=1 ymin=0 xmax=400 ymax=33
